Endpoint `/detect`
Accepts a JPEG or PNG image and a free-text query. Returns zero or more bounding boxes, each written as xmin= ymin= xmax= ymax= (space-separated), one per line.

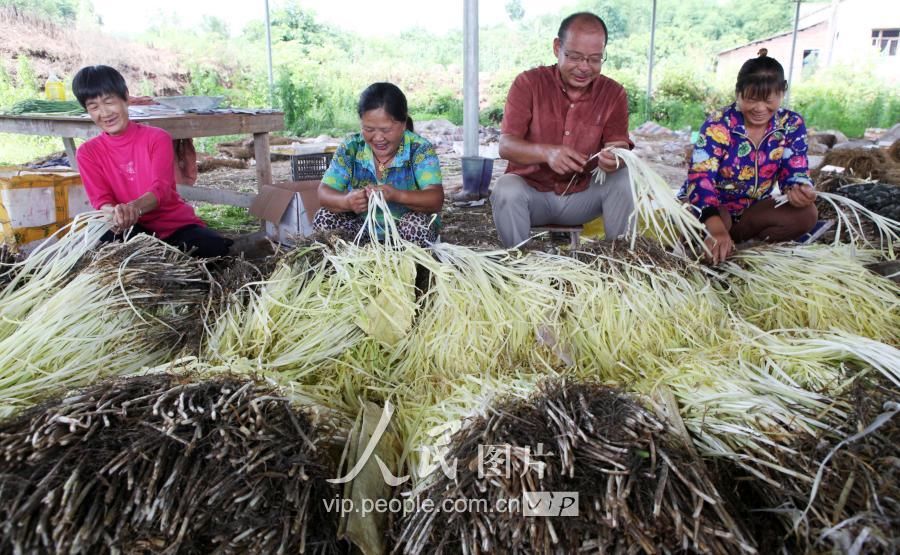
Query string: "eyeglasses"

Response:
xmin=562 ymin=48 xmax=607 ymax=67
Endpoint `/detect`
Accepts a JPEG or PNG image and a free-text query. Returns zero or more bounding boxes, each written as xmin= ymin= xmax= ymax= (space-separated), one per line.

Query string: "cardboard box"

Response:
xmin=249 ymin=180 xmax=321 ymax=245
xmin=0 ymin=168 xmax=94 ymax=252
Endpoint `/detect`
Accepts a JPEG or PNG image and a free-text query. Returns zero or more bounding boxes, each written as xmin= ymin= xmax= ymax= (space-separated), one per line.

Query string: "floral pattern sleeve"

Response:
xmin=412 ymin=143 xmax=442 ymax=188
xmin=777 ymin=114 xmax=812 ymax=191
xmin=321 ymin=140 xmax=355 ymax=192
xmin=678 ymin=104 xmax=815 ymax=219
xmin=683 ymin=116 xmax=727 ymax=213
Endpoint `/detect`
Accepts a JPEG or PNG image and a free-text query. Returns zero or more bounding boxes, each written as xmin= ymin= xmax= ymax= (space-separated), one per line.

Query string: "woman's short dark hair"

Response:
xmin=735 ymin=55 xmax=787 ymax=100
xmin=558 ymin=12 xmax=608 ymax=45
xmin=72 ymin=65 xmax=128 ymax=108
xmin=358 ymin=82 xmax=414 ymax=132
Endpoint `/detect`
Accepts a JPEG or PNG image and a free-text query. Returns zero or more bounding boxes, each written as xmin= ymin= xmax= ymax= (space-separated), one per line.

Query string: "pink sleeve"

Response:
xmin=76 ymin=144 xmax=116 ymax=209
xmin=147 ymin=131 xmax=177 ymax=204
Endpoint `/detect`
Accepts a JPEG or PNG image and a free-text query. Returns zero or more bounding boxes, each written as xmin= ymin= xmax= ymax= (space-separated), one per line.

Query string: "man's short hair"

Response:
xmin=558 ymin=12 xmax=608 ymax=45
xmin=72 ymin=65 xmax=128 ymax=108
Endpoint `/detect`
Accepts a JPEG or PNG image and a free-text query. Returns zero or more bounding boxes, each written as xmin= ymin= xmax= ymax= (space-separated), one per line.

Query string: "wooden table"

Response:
xmin=0 ymin=111 xmax=285 ymax=206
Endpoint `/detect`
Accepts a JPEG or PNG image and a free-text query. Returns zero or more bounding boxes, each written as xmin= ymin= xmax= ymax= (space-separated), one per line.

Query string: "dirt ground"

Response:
xmin=194 ymin=135 xmax=690 ymax=250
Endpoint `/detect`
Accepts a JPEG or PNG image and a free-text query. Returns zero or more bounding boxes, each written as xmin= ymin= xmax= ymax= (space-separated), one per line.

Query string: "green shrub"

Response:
xmin=607 ymin=69 xmax=648 ymax=126
xmin=480 ymin=105 xmax=504 ymax=126
xmin=270 ymin=69 xmax=356 ymax=136
xmin=656 ymin=69 xmax=710 ymax=105
xmin=184 ymin=65 xmax=225 ymax=97
xmin=275 ymin=70 xmax=314 ymax=133
xmin=194 ymin=204 xmax=258 ymax=233
xmin=0 ymin=133 xmax=62 ymax=166
xmin=643 ymin=64 xmax=739 ymax=130
xmin=414 ymin=91 xmax=464 ymax=126
xmin=650 ymin=98 xmax=707 ymax=131
xmin=0 ymin=58 xmax=69 ymax=165
xmin=792 ymin=65 xmax=900 ymax=137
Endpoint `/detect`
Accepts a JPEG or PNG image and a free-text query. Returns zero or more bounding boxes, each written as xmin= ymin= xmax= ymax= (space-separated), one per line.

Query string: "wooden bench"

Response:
xmin=530 ymin=224 xmax=583 ymax=248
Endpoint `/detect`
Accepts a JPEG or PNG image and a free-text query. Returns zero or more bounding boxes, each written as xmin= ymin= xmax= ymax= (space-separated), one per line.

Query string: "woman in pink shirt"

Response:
xmin=73 ymin=65 xmax=232 ymax=257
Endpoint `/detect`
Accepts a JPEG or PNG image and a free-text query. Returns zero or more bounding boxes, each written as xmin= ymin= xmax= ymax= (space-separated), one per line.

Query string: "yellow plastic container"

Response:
xmin=0 ymin=169 xmax=93 ymax=251
xmin=44 ymin=73 xmax=66 ymax=101
xmin=582 ymin=215 xmax=605 ymax=240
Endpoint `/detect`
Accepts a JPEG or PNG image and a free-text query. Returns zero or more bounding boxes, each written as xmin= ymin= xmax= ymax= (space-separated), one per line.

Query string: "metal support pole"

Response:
xmin=825 ymin=0 xmax=839 ymax=67
xmin=463 ymin=0 xmax=479 ymax=157
xmin=645 ymin=0 xmax=657 ymax=123
xmin=785 ymin=0 xmax=802 ymax=106
xmin=264 ymin=0 xmax=275 ymax=109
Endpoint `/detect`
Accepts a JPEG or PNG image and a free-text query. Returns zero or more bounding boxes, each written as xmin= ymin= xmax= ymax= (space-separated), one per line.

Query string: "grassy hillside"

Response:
xmin=0 ymin=7 xmax=190 ymax=96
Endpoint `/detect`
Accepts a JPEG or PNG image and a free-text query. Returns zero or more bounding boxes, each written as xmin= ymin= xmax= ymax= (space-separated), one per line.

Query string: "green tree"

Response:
xmin=201 ymin=15 xmax=230 ymax=39
xmin=76 ymin=0 xmax=100 ymax=27
xmin=271 ymin=0 xmax=324 ymax=45
xmin=241 ymin=20 xmax=265 ymax=42
xmin=576 ymin=0 xmax=647 ymax=38
xmin=0 ymin=0 xmax=77 ymax=21
xmin=505 ymin=0 xmax=524 ymax=22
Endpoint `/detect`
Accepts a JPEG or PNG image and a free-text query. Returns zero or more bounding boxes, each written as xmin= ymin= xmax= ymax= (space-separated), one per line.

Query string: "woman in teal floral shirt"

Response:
xmin=679 ymin=54 xmax=817 ymax=263
xmin=315 ymin=82 xmax=443 ymax=246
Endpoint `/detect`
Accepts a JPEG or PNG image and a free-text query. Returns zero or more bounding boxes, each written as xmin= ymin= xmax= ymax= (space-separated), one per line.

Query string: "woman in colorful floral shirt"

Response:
xmin=315 ymin=82 xmax=443 ymax=246
xmin=679 ymin=54 xmax=817 ymax=263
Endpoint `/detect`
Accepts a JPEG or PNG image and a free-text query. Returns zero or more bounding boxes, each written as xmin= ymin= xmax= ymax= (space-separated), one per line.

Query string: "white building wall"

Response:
xmin=828 ymin=0 xmax=900 ymax=81
xmin=717 ymin=0 xmax=900 ymax=84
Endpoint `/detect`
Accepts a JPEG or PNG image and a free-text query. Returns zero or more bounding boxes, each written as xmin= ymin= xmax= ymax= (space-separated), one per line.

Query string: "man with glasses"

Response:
xmin=492 ymin=12 xmax=634 ymax=247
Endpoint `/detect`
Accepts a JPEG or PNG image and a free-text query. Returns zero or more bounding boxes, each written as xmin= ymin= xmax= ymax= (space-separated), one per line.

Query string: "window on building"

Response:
xmin=872 ymin=29 xmax=899 ymax=56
